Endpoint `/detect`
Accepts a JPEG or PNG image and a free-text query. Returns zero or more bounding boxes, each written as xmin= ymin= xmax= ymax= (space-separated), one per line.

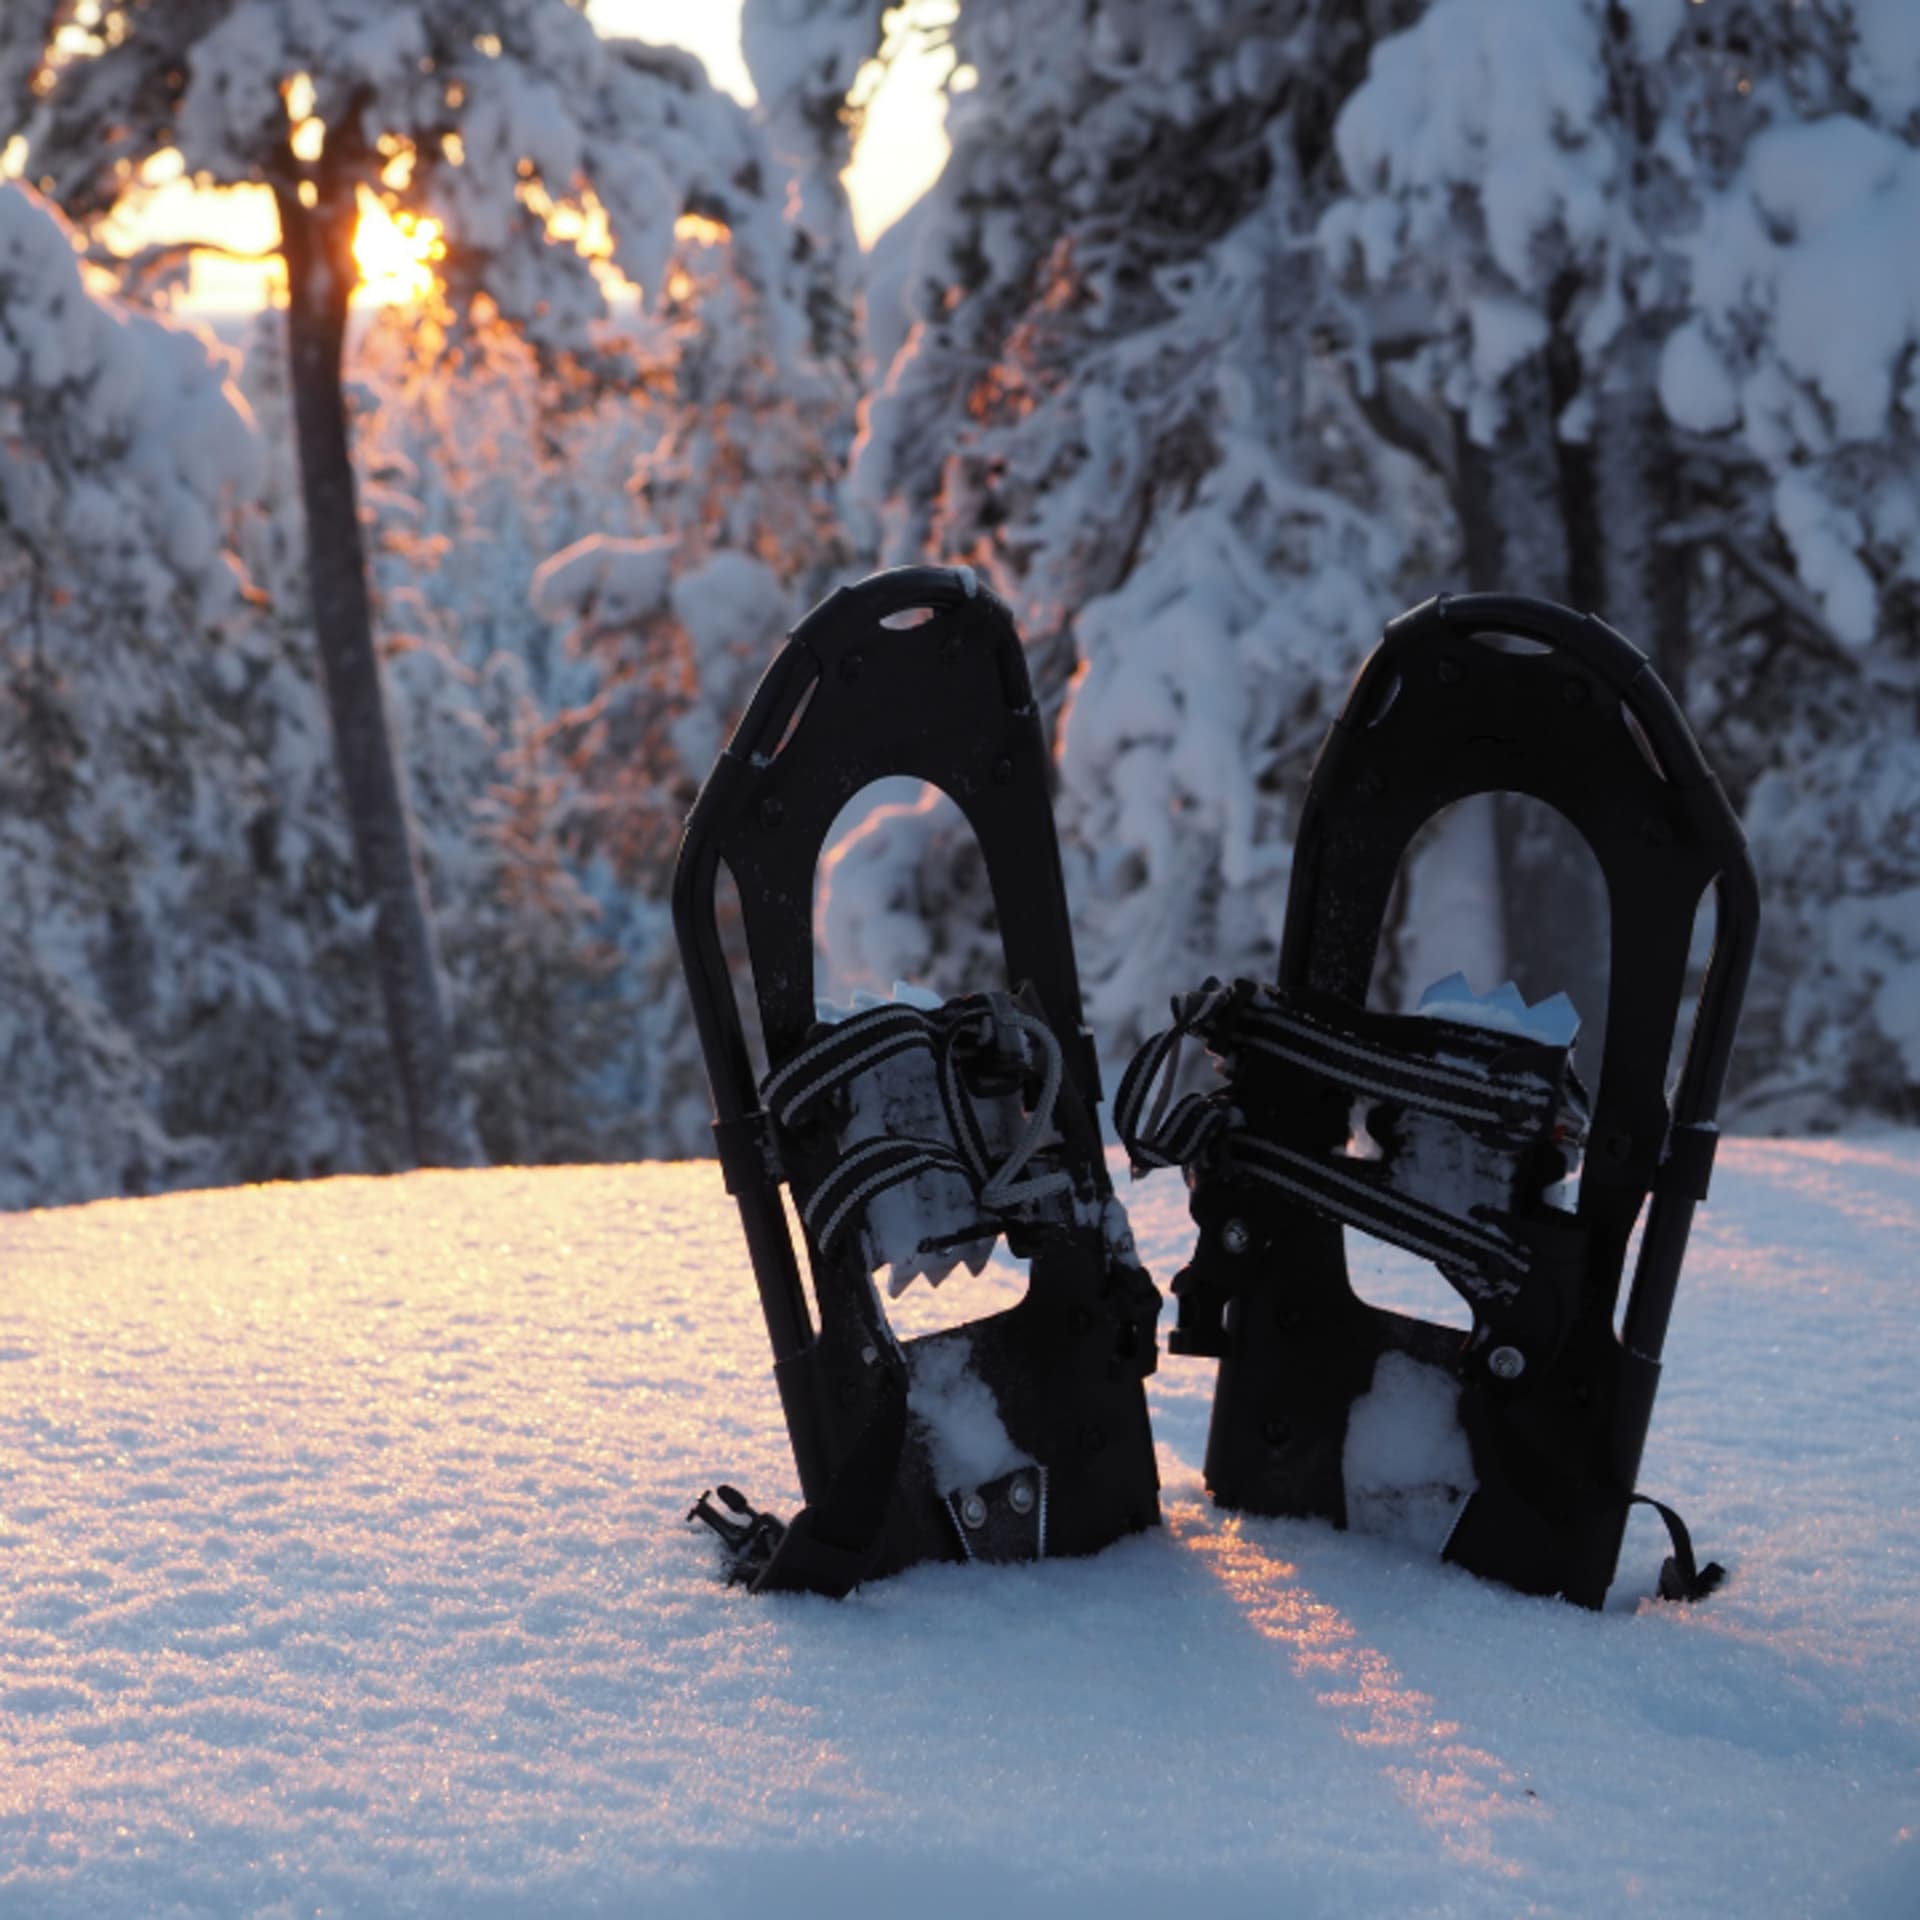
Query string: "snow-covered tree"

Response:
xmin=741 ymin=0 xmax=887 ymax=370
xmin=525 ymin=207 xmax=861 ymax=1149
xmin=842 ymin=1 xmax=1449 ymax=1061
xmin=1319 ymin=0 xmax=1920 ymax=1116
xmin=0 ymin=180 xmax=393 ymax=1204
xmin=847 ymin=0 xmax=1919 ymax=1124
xmin=1 ymin=0 xmax=800 ymax=1166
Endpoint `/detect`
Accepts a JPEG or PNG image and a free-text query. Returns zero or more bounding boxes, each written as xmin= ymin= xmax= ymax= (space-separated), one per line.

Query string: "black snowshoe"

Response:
xmin=674 ymin=566 xmax=1162 ymax=1596
xmin=1116 ymin=594 xmax=1757 ymax=1608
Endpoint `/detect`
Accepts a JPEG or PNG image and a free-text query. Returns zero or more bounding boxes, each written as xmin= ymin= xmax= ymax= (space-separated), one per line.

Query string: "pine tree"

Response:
xmin=842 ymin=1 xmax=1448 ymax=1062
xmin=1320 ymin=0 xmax=1920 ymax=1117
xmin=850 ymin=0 xmax=1919 ymax=1121
xmin=0 ymin=179 xmax=386 ymax=1204
xmin=1 ymin=0 xmax=802 ymax=1166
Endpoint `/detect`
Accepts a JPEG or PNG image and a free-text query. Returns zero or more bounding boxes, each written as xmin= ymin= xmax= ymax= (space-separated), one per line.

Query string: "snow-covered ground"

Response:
xmin=3 ymin=1142 xmax=1915 ymax=1917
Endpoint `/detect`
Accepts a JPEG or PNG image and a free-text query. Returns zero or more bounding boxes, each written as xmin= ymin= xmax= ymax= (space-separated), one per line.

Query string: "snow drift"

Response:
xmin=2 ymin=1142 xmax=1915 ymax=1915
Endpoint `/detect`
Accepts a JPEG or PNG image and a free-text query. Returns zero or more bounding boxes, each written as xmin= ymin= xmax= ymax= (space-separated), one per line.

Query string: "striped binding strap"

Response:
xmin=760 ymin=993 xmax=1073 ymax=1256
xmin=1115 ymin=979 xmax=1580 ymax=1294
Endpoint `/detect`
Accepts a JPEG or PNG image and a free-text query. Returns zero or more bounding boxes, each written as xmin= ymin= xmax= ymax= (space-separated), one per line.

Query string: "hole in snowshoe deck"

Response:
xmin=1492 ymin=792 xmax=1612 ymax=1090
xmin=810 ymin=779 xmax=1034 ymax=1340
xmin=761 ymin=670 xmax=819 ymax=764
xmin=1468 ymin=628 xmax=1554 ymax=657
xmin=1343 ymin=1243 xmax=1474 ymax=1334
xmin=1360 ymin=671 xmax=1402 ymax=729
xmin=1670 ymin=882 xmax=1720 ymax=1100
xmin=711 ymin=857 xmax=771 ymax=1084
xmin=815 ymin=781 xmax=1001 ymax=1008
xmin=1343 ymin=789 xmax=1606 ymax=1333
xmin=1621 ymin=704 xmax=1670 ymax=782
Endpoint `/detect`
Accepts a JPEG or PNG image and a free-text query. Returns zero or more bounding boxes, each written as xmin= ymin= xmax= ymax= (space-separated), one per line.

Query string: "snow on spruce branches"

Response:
xmin=0 ymin=4 xmax=861 ymax=1195
xmin=848 ymin=0 xmax=1919 ymax=1120
xmin=846 ymin=1 xmax=1451 ymax=1059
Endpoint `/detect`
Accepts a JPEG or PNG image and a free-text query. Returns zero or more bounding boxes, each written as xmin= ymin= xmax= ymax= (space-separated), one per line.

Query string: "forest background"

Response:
xmin=1 ymin=0 xmax=1915 ymax=1212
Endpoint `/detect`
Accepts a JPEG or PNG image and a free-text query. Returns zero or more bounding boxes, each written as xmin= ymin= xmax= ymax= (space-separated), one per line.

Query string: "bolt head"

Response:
xmin=1488 ymin=1344 xmax=1526 ymax=1381
xmin=959 ymin=1493 xmax=988 ymax=1529
xmin=1007 ymin=1477 xmax=1035 ymax=1515
xmin=1221 ymin=1218 xmax=1251 ymax=1256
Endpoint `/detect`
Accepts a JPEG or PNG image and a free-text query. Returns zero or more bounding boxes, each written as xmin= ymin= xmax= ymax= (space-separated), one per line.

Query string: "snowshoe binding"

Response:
xmin=675 ymin=566 xmax=1162 ymax=1596
xmin=1116 ymin=594 xmax=1757 ymax=1608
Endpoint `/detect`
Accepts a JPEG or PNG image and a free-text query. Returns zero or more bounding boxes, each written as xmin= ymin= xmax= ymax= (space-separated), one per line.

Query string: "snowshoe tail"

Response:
xmin=674 ymin=566 xmax=1161 ymax=1596
xmin=1122 ymin=593 xmax=1757 ymax=1608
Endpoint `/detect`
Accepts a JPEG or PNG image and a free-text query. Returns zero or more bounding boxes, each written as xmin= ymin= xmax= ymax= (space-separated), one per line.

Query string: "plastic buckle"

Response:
xmin=688 ymin=1485 xmax=788 ymax=1585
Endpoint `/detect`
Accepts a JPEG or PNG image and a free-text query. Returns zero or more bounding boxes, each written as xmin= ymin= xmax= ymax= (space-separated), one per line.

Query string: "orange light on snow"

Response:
xmin=352 ymin=187 xmax=444 ymax=305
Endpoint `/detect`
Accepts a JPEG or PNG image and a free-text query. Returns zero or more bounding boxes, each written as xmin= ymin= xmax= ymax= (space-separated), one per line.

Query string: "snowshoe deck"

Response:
xmin=1120 ymin=593 xmax=1757 ymax=1608
xmin=674 ymin=566 xmax=1161 ymax=1596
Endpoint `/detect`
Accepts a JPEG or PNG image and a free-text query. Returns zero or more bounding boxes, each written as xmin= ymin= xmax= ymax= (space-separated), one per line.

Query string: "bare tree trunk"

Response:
xmin=274 ymin=169 xmax=478 ymax=1168
xmin=1455 ymin=363 xmax=1613 ymax=1072
xmin=1590 ymin=326 xmax=1692 ymax=704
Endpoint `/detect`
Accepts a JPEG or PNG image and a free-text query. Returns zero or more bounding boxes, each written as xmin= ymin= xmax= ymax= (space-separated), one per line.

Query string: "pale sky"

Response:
xmin=129 ymin=0 xmax=950 ymax=310
xmin=587 ymin=0 xmax=955 ymax=246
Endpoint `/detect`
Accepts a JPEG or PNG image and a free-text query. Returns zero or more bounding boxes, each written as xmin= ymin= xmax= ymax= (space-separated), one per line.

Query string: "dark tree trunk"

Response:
xmin=274 ymin=170 xmax=478 ymax=1168
xmin=1455 ymin=363 xmax=1613 ymax=1076
xmin=1589 ymin=325 xmax=1693 ymax=706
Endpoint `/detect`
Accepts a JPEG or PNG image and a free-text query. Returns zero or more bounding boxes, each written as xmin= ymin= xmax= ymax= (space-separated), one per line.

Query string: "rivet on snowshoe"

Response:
xmin=960 ymin=1493 xmax=989 ymax=1529
xmin=1488 ymin=1345 xmax=1527 ymax=1381
xmin=1221 ymin=1217 xmax=1250 ymax=1255
xmin=1007 ymin=1477 xmax=1035 ymax=1516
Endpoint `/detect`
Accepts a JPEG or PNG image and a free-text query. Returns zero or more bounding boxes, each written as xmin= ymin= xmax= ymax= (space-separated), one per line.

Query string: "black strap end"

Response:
xmin=1659 ymin=1553 xmax=1726 ymax=1604
xmin=1635 ymin=1492 xmax=1724 ymax=1604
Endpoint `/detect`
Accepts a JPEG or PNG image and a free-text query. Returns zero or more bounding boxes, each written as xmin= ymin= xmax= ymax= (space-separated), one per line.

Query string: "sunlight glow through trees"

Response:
xmin=351 ymin=189 xmax=445 ymax=306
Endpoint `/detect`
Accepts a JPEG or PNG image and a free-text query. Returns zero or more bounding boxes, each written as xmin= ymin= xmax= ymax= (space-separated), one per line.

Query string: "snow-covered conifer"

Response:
xmin=1 ymin=0 xmax=807 ymax=1167
xmin=0 ymin=181 xmax=387 ymax=1203
xmin=1321 ymin=0 xmax=1920 ymax=1117
xmin=843 ymin=2 xmax=1448 ymax=1059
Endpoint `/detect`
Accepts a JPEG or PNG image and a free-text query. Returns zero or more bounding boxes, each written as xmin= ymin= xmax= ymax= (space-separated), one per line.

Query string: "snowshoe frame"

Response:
xmin=673 ymin=565 xmax=1161 ymax=1596
xmin=1170 ymin=593 xmax=1757 ymax=1607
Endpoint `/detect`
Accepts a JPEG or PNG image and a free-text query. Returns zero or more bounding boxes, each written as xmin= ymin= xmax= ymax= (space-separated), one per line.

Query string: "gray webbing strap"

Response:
xmin=761 ymin=995 xmax=1073 ymax=1256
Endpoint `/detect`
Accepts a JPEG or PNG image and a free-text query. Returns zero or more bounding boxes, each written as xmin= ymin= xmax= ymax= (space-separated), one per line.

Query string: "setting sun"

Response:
xmin=353 ymin=189 xmax=443 ymax=306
